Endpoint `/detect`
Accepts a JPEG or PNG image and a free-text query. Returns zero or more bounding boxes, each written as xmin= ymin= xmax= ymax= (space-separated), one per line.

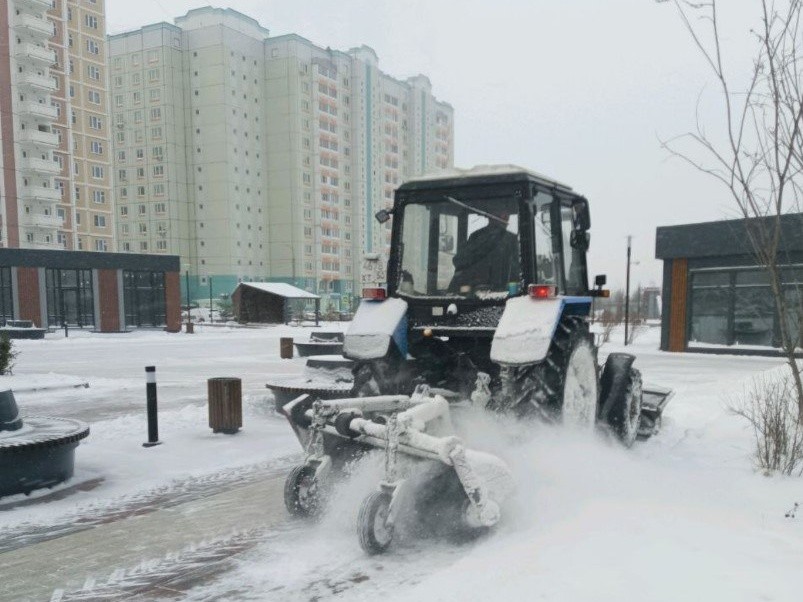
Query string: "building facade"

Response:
xmin=0 ymin=0 xmax=113 ymax=253
xmin=109 ymin=7 xmax=454 ymax=308
xmin=656 ymin=214 xmax=803 ymax=355
xmin=0 ymin=247 xmax=181 ymax=331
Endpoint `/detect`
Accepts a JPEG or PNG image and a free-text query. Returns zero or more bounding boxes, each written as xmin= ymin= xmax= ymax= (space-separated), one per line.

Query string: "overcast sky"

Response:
xmin=106 ymin=0 xmax=762 ymax=290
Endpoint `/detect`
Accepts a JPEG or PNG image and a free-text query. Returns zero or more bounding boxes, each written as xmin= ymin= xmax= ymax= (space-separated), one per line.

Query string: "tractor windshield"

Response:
xmin=397 ymin=196 xmax=520 ymax=299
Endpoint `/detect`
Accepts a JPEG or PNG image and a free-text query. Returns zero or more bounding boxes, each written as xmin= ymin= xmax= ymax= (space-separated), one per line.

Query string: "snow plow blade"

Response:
xmin=638 ymin=385 xmax=673 ymax=439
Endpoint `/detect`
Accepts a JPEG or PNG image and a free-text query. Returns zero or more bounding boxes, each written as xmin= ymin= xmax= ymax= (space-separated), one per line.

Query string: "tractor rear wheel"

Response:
xmin=514 ymin=317 xmax=600 ymax=427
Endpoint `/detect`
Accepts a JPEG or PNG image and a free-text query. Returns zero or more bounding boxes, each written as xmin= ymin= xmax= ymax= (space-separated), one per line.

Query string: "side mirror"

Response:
xmin=570 ymin=230 xmax=590 ymax=251
xmin=375 ymin=209 xmax=392 ymax=224
xmin=595 ymin=274 xmax=607 ymax=287
xmin=572 ymin=198 xmax=591 ymax=231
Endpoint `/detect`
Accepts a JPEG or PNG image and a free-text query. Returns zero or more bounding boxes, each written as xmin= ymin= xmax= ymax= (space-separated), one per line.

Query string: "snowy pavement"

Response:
xmin=0 ymin=325 xmax=801 ymax=601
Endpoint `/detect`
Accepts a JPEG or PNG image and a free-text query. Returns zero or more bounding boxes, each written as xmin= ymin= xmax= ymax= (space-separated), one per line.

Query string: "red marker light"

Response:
xmin=362 ymin=287 xmax=387 ymax=301
xmin=528 ymin=284 xmax=557 ymax=299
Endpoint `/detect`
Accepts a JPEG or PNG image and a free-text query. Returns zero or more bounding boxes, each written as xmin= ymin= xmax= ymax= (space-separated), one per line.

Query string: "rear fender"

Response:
xmin=343 ymin=297 xmax=408 ymax=360
xmin=490 ymin=296 xmax=591 ymax=365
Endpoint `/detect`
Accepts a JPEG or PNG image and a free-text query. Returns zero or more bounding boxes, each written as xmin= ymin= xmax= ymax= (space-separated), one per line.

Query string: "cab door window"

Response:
xmin=560 ymin=204 xmax=586 ymax=293
xmin=533 ymin=192 xmax=557 ymax=285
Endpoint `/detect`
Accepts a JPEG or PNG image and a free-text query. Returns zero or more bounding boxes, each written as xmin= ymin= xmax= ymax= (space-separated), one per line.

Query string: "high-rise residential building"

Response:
xmin=0 ymin=0 xmax=113 ymax=252
xmin=109 ymin=7 xmax=454 ymax=306
xmin=264 ymin=40 xmax=454 ymax=301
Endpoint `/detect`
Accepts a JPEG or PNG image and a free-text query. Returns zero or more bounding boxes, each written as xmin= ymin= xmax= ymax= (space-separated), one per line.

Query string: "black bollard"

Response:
xmin=143 ymin=366 xmax=162 ymax=447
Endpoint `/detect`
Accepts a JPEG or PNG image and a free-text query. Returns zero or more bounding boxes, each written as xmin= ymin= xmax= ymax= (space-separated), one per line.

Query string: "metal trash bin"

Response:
xmin=280 ymin=337 xmax=294 ymax=359
xmin=207 ymin=377 xmax=242 ymax=434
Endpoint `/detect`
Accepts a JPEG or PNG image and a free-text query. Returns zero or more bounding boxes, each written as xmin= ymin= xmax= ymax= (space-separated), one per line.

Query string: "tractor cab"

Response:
xmin=385 ymin=165 xmax=593 ymax=307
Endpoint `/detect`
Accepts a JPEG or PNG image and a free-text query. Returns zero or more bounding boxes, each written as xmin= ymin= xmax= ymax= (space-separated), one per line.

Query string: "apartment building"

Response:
xmin=0 ymin=0 xmax=113 ymax=252
xmin=264 ymin=39 xmax=454 ymax=302
xmin=110 ymin=7 xmax=454 ymax=306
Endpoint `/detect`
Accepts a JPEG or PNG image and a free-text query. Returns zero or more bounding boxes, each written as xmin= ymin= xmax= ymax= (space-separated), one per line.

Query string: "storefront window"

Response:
xmin=733 ymin=270 xmax=774 ymax=346
xmin=46 ymin=269 xmax=94 ymax=327
xmin=123 ymin=271 xmax=166 ymax=327
xmin=689 ymin=267 xmax=803 ymax=349
xmin=0 ymin=268 xmax=13 ymax=324
xmin=689 ymin=271 xmax=732 ymax=345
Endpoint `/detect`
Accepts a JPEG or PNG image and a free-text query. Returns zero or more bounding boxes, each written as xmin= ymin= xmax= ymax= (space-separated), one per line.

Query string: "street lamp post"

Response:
xmin=624 ymin=235 xmax=632 ymax=346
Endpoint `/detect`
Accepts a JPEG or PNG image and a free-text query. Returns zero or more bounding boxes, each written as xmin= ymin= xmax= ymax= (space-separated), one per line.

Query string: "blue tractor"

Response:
xmin=282 ymin=166 xmax=671 ymax=553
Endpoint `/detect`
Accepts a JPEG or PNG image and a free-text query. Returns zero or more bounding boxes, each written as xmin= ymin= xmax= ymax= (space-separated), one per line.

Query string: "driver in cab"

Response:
xmin=448 ymin=209 xmax=519 ymax=294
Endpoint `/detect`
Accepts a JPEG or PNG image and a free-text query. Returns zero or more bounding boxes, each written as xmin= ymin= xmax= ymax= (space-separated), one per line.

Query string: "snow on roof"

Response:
xmin=404 ymin=164 xmax=572 ymax=190
xmin=239 ymin=282 xmax=320 ymax=299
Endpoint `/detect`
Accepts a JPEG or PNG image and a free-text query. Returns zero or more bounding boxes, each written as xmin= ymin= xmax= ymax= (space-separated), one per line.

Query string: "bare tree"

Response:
xmin=660 ymin=0 xmax=803 ymax=421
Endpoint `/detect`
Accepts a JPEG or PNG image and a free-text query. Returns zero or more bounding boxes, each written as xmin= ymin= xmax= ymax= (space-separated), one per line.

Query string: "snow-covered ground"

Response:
xmin=1 ymin=325 xmax=801 ymax=601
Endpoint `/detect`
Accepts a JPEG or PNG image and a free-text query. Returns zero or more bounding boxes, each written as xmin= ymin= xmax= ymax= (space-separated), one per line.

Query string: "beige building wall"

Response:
xmin=0 ymin=0 xmax=112 ymax=251
xmin=108 ymin=8 xmax=453 ymax=303
xmin=108 ymin=23 xmax=192 ymax=261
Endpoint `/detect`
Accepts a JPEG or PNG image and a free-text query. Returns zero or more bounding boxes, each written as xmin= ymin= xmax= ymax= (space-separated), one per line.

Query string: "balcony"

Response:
xmin=15 ymin=43 xmax=56 ymax=67
xmin=26 ymin=240 xmax=62 ymax=251
xmin=14 ymin=14 xmax=54 ymax=39
xmin=17 ymin=72 xmax=56 ymax=93
xmin=21 ymin=186 xmax=60 ymax=203
xmin=18 ymin=129 xmax=59 ymax=148
xmin=19 ymin=0 xmax=54 ymax=12
xmin=22 ymin=213 xmax=62 ymax=229
xmin=20 ymin=156 xmax=60 ymax=175
xmin=18 ymin=100 xmax=58 ymax=120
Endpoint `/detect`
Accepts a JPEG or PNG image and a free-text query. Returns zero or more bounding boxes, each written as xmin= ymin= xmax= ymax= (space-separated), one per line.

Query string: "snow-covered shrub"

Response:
xmin=732 ymin=371 xmax=803 ymax=476
xmin=0 ymin=334 xmax=17 ymax=375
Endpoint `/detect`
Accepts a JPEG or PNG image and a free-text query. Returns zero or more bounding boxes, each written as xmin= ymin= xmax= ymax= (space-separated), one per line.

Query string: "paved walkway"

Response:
xmin=0 ymin=473 xmax=289 ymax=601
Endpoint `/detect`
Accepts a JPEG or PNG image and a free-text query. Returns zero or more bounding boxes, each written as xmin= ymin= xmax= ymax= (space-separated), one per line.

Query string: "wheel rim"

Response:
xmin=373 ymin=499 xmax=393 ymax=546
xmin=561 ymin=342 xmax=598 ymax=429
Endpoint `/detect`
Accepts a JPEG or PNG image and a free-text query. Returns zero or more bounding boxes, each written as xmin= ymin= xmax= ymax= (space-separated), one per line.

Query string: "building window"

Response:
xmin=120 ymin=206 xmax=128 ymax=216
xmin=90 ymin=140 xmax=103 ymax=155
xmin=0 ymin=268 xmax=13 ymax=323
xmin=123 ymin=271 xmax=166 ymax=327
xmin=95 ymin=239 xmax=107 ymax=251
xmin=45 ymin=269 xmax=94 ymax=327
xmin=91 ymin=165 xmax=103 ymax=179
xmin=85 ymin=14 xmax=98 ymax=29
xmin=688 ymin=268 xmax=803 ymax=348
xmin=86 ymin=39 xmax=99 ymax=55
xmin=87 ymin=64 xmax=101 ymax=80
xmin=88 ymin=89 xmax=101 ymax=104
xmin=92 ymin=190 xmax=105 ymax=204
xmin=93 ymin=215 xmax=106 ymax=227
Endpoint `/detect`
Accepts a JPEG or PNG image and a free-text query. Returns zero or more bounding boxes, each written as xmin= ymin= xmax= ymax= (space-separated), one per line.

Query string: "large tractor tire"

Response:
xmin=514 ymin=317 xmax=600 ymax=428
xmin=599 ymin=353 xmax=643 ymax=447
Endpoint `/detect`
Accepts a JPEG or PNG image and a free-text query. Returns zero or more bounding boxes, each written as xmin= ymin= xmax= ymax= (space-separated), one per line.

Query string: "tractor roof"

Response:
xmin=399 ymin=164 xmax=574 ymax=193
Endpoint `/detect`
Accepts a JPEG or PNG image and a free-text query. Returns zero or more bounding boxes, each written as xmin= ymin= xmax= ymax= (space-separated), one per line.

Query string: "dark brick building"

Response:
xmin=0 ymin=249 xmax=181 ymax=332
xmin=656 ymin=213 xmax=803 ymax=354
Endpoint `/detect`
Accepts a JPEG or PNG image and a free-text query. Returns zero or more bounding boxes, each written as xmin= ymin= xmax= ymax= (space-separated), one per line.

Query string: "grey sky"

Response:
xmin=106 ymin=0 xmax=761 ymax=290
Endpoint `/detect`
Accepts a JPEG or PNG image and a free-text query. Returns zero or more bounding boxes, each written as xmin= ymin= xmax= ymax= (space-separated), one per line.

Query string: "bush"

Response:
xmin=732 ymin=372 xmax=803 ymax=476
xmin=0 ymin=334 xmax=18 ymax=375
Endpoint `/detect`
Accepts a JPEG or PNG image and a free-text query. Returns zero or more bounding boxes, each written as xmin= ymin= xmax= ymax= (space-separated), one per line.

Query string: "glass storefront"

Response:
xmin=0 ymin=268 xmax=13 ymax=324
xmin=123 ymin=271 xmax=166 ymax=327
xmin=45 ymin=269 xmax=95 ymax=327
xmin=689 ymin=267 xmax=803 ymax=348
